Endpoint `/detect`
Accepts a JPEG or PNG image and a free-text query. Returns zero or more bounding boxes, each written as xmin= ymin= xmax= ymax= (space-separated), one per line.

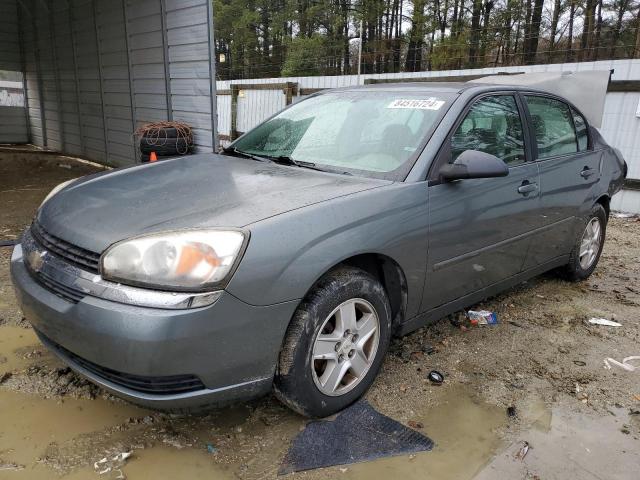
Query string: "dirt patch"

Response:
xmin=0 ymin=153 xmax=639 ymax=479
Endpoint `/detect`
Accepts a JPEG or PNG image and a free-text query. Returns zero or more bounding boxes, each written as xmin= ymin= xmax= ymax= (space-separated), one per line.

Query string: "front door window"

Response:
xmin=451 ymin=95 xmax=525 ymax=166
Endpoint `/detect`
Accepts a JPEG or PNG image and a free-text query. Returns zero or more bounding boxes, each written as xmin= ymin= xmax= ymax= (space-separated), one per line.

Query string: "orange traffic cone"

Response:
xmin=150 ymin=151 xmax=158 ymax=162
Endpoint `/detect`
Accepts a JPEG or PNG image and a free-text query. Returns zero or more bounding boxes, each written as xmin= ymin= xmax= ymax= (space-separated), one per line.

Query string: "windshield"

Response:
xmin=231 ymin=90 xmax=454 ymax=179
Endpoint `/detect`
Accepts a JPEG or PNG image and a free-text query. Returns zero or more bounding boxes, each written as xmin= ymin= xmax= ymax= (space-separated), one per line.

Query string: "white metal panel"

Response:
xmin=0 ymin=0 xmax=27 ymax=143
xmin=166 ymin=0 xmax=215 ymax=151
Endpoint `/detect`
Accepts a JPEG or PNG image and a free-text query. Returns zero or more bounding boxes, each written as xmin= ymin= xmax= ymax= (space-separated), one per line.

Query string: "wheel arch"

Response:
xmin=595 ymin=194 xmax=610 ymax=219
xmin=304 ymin=253 xmax=409 ymax=333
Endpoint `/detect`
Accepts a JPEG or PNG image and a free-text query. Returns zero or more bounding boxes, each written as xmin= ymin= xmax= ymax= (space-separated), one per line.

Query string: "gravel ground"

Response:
xmin=1 ymin=152 xmax=638 ymax=480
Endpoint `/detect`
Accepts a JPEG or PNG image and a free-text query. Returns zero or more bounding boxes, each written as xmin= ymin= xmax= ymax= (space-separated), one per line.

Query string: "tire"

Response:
xmin=561 ymin=203 xmax=607 ymax=281
xmin=142 ymin=127 xmax=185 ymax=138
xmin=274 ymin=267 xmax=392 ymax=418
xmin=139 ymin=136 xmax=192 ymax=155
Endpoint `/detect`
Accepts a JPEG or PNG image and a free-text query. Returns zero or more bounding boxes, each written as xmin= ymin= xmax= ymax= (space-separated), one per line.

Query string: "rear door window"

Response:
xmin=571 ymin=108 xmax=589 ymax=151
xmin=524 ymin=96 xmax=578 ymax=159
xmin=451 ymin=95 xmax=525 ymax=166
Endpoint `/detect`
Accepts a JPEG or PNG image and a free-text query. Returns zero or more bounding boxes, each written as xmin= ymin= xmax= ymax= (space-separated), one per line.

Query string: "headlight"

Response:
xmin=101 ymin=230 xmax=247 ymax=291
xmin=40 ymin=178 xmax=78 ymax=208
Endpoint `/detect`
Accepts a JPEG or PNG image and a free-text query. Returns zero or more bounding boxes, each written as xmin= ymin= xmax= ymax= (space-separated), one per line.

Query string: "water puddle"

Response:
xmin=0 ymin=389 xmax=145 ymax=479
xmin=475 ymin=402 xmax=640 ymax=480
xmin=0 ymin=326 xmax=42 ymax=372
xmin=337 ymin=386 xmax=508 ymax=480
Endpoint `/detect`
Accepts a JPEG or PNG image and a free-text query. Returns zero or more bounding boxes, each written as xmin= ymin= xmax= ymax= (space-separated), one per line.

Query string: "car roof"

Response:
xmin=328 ymin=81 xmax=549 ymax=95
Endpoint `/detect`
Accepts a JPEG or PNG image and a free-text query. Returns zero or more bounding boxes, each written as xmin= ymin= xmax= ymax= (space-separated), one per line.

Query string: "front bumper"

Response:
xmin=10 ymin=244 xmax=299 ymax=409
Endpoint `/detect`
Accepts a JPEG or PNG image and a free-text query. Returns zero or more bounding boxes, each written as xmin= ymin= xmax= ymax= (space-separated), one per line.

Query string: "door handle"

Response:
xmin=517 ymin=181 xmax=538 ymax=196
xmin=580 ymin=167 xmax=596 ymax=178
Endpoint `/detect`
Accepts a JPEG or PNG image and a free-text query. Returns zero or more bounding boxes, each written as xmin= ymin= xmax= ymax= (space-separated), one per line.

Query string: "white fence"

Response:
xmin=215 ymin=59 xmax=640 ymax=213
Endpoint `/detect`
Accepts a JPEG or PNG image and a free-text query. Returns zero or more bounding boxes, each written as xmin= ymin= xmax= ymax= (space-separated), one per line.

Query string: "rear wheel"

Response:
xmin=274 ymin=267 xmax=391 ymax=417
xmin=561 ymin=203 xmax=607 ymax=281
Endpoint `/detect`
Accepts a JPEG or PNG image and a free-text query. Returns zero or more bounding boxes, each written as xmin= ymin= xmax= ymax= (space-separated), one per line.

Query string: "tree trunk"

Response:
xmin=479 ymin=0 xmax=494 ymax=65
xmin=566 ymin=0 xmax=575 ymax=61
xmin=524 ymin=0 xmax=543 ymax=64
xmin=581 ymin=0 xmax=595 ymax=60
xmin=611 ymin=0 xmax=630 ymax=57
xmin=593 ymin=0 xmax=603 ymax=60
xmin=548 ymin=0 xmax=562 ymax=61
xmin=405 ymin=0 xmax=427 ymax=72
xmin=468 ymin=0 xmax=483 ymax=67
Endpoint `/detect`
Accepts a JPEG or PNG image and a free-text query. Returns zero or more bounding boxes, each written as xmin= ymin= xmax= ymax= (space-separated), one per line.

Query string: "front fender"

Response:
xmin=225 ymin=183 xmax=430 ymax=319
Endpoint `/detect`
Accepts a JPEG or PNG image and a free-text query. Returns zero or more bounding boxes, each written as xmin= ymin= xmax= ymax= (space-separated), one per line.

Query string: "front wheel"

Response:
xmin=274 ymin=267 xmax=391 ymax=417
xmin=561 ymin=203 xmax=607 ymax=281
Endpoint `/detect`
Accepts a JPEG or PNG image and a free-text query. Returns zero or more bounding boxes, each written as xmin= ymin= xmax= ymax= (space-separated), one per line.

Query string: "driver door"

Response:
xmin=421 ymin=93 xmax=542 ymax=311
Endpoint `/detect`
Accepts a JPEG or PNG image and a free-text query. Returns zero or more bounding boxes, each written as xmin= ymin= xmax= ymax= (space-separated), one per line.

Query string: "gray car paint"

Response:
xmin=38 ymin=154 xmax=389 ymax=254
xmin=11 ymin=82 xmax=626 ymax=409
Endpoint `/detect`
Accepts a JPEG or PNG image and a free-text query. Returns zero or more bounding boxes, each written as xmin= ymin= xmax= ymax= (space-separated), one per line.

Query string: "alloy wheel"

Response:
xmin=311 ymin=298 xmax=380 ymax=396
xmin=579 ymin=217 xmax=602 ymax=270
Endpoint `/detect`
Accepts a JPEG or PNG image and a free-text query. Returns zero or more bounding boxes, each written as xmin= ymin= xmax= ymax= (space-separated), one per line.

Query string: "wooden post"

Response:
xmin=230 ymin=84 xmax=240 ymax=141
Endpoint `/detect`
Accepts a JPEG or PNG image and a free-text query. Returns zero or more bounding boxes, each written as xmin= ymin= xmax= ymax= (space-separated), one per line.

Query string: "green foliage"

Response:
xmin=213 ymin=0 xmax=640 ymax=80
xmin=281 ymin=35 xmax=329 ymax=76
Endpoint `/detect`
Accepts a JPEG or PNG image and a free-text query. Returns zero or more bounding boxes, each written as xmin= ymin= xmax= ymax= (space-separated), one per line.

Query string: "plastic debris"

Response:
xmin=604 ymin=356 xmax=640 ymax=372
xmin=515 ymin=441 xmax=530 ymax=461
xmin=467 ymin=310 xmax=499 ymax=326
xmin=93 ymin=451 xmax=132 ymax=478
xmin=612 ymin=212 xmax=635 ymax=218
xmin=588 ymin=318 xmax=622 ymax=327
xmin=0 ymin=461 xmax=25 ymax=472
xmin=206 ymin=443 xmax=217 ymax=454
xmin=58 ymin=163 xmax=72 ymax=169
xmin=507 ymin=406 xmax=517 ymax=418
xmin=427 ymin=370 xmax=444 ymax=385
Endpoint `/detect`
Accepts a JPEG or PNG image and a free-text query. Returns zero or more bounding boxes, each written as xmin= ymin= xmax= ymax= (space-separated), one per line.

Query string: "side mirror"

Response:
xmin=439 ymin=150 xmax=509 ymax=181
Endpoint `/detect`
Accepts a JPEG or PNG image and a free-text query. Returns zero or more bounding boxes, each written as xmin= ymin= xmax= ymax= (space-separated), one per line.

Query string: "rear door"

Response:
xmin=421 ymin=93 xmax=542 ymax=311
xmin=520 ymin=94 xmax=601 ymax=268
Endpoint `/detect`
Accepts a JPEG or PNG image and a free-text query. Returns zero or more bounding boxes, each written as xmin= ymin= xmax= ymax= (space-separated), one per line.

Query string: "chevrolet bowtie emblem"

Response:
xmin=27 ymin=250 xmax=46 ymax=272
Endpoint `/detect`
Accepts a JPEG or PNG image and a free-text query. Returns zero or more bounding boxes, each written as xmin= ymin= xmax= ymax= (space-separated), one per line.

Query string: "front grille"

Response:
xmin=27 ymin=267 xmax=84 ymax=303
xmin=47 ymin=336 xmax=205 ymax=395
xmin=31 ymin=221 xmax=101 ymax=274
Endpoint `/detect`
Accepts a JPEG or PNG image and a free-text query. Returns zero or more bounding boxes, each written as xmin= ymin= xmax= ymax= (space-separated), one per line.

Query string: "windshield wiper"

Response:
xmin=268 ymin=155 xmax=339 ymax=174
xmin=222 ymin=147 xmax=272 ymax=163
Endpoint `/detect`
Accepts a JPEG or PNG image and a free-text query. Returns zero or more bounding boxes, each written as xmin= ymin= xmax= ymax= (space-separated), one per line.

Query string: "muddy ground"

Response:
xmin=1 ymin=152 xmax=639 ymax=480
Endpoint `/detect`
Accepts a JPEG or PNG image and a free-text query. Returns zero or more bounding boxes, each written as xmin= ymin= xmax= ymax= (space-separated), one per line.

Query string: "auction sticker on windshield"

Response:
xmin=387 ymin=98 xmax=445 ymax=110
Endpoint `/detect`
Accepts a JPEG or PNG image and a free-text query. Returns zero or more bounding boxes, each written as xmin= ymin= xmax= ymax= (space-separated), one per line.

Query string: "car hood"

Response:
xmin=37 ymin=154 xmax=389 ymax=253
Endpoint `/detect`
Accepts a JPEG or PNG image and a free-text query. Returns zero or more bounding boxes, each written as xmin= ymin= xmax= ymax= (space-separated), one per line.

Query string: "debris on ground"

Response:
xmin=588 ymin=318 xmax=623 ymax=327
xmin=206 ymin=443 xmax=218 ymax=454
xmin=507 ymin=406 xmax=517 ymax=418
xmin=0 ymin=372 xmax=12 ymax=384
xmin=427 ymin=370 xmax=444 ymax=385
xmin=407 ymin=420 xmax=424 ymax=429
xmin=604 ymin=356 xmax=640 ymax=372
xmin=93 ymin=451 xmax=132 ymax=478
xmin=467 ymin=310 xmax=499 ymax=326
xmin=612 ymin=212 xmax=636 ymax=219
xmin=0 ymin=460 xmax=25 ymax=471
xmin=515 ymin=441 xmax=530 ymax=461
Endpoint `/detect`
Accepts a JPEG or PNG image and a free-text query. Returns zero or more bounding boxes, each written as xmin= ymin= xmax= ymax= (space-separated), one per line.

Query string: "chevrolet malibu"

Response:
xmin=11 ymin=80 xmax=626 ymax=417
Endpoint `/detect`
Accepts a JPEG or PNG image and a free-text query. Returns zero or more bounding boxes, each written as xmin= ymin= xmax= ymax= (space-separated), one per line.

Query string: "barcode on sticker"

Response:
xmin=387 ymin=98 xmax=445 ymax=110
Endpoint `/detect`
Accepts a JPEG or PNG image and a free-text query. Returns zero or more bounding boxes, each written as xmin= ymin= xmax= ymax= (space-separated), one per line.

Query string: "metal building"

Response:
xmin=0 ymin=0 xmax=217 ymax=166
